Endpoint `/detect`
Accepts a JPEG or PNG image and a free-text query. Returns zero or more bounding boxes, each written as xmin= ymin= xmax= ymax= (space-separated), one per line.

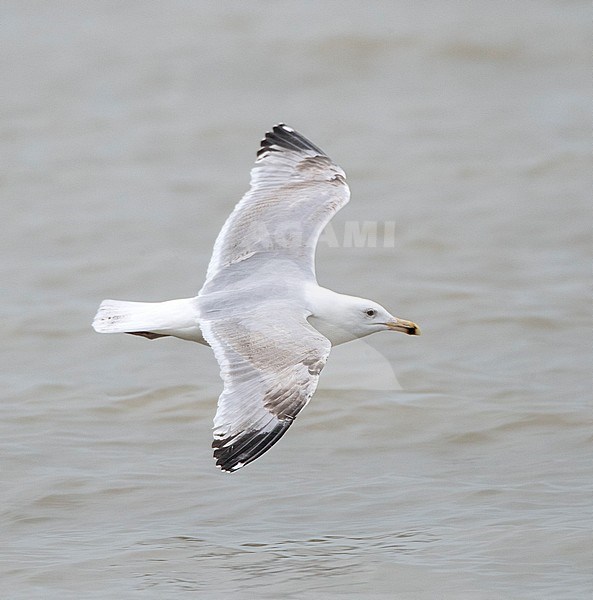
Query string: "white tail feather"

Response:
xmin=92 ymin=298 xmax=205 ymax=343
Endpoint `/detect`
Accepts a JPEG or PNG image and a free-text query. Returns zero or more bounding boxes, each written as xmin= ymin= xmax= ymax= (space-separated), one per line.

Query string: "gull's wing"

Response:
xmin=203 ymin=124 xmax=350 ymax=288
xmin=200 ymin=303 xmax=331 ymax=472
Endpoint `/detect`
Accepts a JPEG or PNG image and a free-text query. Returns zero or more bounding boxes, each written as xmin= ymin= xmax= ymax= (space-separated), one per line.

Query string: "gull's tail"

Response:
xmin=92 ymin=298 xmax=205 ymax=343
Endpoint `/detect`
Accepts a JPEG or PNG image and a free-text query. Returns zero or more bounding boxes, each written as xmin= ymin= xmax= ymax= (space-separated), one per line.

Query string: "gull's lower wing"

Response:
xmin=202 ymin=124 xmax=350 ymax=290
xmin=200 ymin=303 xmax=331 ymax=472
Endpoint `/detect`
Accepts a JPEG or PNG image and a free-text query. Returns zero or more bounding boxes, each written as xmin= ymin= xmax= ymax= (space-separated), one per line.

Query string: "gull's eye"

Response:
xmin=365 ymin=309 xmax=376 ymax=318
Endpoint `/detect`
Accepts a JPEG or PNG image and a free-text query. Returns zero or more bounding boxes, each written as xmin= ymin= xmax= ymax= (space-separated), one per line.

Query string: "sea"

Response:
xmin=1 ymin=2 xmax=591 ymax=598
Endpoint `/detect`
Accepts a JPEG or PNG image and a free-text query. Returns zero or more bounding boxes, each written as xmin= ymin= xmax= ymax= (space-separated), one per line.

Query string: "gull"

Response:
xmin=93 ymin=124 xmax=420 ymax=472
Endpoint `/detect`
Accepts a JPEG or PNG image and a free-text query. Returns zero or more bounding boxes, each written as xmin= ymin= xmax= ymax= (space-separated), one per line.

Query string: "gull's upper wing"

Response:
xmin=200 ymin=302 xmax=331 ymax=472
xmin=202 ymin=124 xmax=350 ymax=289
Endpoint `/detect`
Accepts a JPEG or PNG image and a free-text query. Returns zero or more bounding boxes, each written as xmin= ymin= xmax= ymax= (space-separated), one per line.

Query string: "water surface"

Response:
xmin=2 ymin=2 xmax=591 ymax=598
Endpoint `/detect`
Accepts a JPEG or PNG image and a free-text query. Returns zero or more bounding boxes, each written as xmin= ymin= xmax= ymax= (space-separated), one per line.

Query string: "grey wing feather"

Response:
xmin=203 ymin=124 xmax=350 ymax=287
xmin=200 ymin=305 xmax=331 ymax=472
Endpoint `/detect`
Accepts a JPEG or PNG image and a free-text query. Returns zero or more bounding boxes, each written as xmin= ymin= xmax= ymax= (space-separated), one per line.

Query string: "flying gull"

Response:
xmin=93 ymin=124 xmax=420 ymax=472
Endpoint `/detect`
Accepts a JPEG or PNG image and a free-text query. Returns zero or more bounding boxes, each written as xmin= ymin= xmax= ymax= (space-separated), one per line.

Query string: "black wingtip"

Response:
xmin=213 ymin=419 xmax=294 ymax=472
xmin=257 ymin=123 xmax=326 ymax=159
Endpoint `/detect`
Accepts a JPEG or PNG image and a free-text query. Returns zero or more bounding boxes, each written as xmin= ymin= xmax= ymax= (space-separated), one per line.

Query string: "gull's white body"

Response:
xmin=93 ymin=124 xmax=419 ymax=472
xmin=93 ymin=284 xmax=409 ymax=347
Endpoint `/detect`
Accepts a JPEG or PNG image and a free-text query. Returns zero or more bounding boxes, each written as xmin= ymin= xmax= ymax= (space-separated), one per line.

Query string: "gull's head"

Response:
xmin=352 ymin=299 xmax=421 ymax=338
xmin=308 ymin=288 xmax=420 ymax=346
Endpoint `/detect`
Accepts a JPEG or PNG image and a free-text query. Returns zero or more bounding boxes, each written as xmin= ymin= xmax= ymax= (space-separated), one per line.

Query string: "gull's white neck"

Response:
xmin=305 ymin=284 xmax=367 ymax=346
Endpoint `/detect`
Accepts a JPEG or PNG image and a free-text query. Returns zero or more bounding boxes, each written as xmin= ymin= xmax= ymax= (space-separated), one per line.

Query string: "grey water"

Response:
xmin=1 ymin=2 xmax=591 ymax=598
